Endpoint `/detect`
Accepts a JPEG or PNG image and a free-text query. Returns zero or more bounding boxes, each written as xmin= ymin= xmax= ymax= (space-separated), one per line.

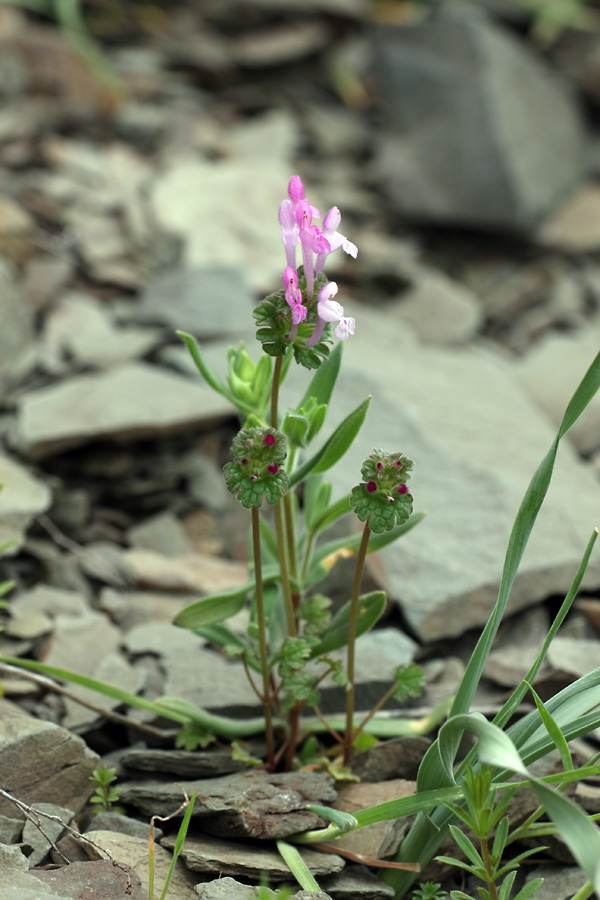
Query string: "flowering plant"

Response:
xmin=174 ymin=175 xmax=425 ymax=769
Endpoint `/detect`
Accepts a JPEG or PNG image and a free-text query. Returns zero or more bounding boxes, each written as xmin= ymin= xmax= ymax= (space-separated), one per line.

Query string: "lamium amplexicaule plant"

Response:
xmin=3 ymin=176 xmax=600 ymax=900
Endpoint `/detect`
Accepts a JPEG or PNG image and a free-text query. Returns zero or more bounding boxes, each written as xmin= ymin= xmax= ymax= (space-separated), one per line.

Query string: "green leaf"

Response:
xmin=172 ymin=586 xmax=248 ymax=630
xmin=526 ymin=682 xmax=573 ymax=772
xmin=276 ymin=840 xmax=321 ymax=892
xmin=393 ymin=664 xmax=425 ymax=703
xmin=297 ymin=593 xmax=332 ymax=636
xmin=309 ymin=590 xmax=386 ymax=657
xmin=491 ymin=815 xmax=509 ymax=862
xmin=512 ymin=878 xmax=544 ymax=900
xmin=177 ymin=331 xmax=239 ymax=406
xmin=497 ymin=870 xmax=517 ymax=900
xmin=305 ymin=804 xmax=358 ymax=836
xmin=297 ymin=340 xmax=343 ymax=411
xmin=196 ymin=624 xmax=249 ymax=653
xmin=350 ymin=481 xmax=413 ymax=534
xmin=447 ymin=824 xmax=484 ymax=868
xmin=309 ymin=492 xmax=351 ymax=535
xmin=290 ymin=396 xmax=371 ymax=487
xmin=159 ymin=788 xmax=197 ymax=900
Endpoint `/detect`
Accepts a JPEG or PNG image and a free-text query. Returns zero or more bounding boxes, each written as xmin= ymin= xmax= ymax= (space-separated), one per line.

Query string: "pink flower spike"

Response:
xmin=279 ymin=199 xmax=299 ymax=270
xmin=282 ymin=267 xmax=307 ymax=325
xmin=288 ymin=175 xmax=304 ymax=204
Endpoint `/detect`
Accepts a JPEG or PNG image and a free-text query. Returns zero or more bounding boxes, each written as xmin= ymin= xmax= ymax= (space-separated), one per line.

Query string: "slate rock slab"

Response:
xmin=373 ymin=9 xmax=585 ymax=230
xmin=301 ymin=304 xmax=600 ymax=642
xmin=0 ymin=257 xmax=34 ymax=401
xmin=28 ymin=859 xmax=146 ymax=900
xmin=119 ymin=770 xmax=336 ymax=839
xmin=134 ymin=267 xmax=256 ymax=339
xmin=16 ymin=362 xmax=235 ymax=459
xmin=0 ymin=453 xmax=52 ymax=550
xmin=21 ymin=802 xmax=73 ymax=866
xmin=83 ymin=831 xmax=198 ymax=899
xmin=121 ymin=747 xmax=245 ymax=778
xmin=161 ymin=831 xmax=344 ymax=882
xmin=0 ymin=699 xmax=98 ymax=817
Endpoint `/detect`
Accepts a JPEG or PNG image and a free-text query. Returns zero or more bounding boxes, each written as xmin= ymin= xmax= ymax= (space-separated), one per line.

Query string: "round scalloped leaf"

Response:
xmin=350 ymin=482 xmax=413 ymax=534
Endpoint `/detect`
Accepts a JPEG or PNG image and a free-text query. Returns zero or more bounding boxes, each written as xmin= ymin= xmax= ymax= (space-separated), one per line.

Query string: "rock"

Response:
xmin=0 ymin=815 xmax=22 ymax=843
xmin=121 ymin=747 xmax=245 ymax=778
xmin=133 ymin=267 xmax=255 ymax=339
xmin=0 ymin=699 xmax=98 ymax=818
xmin=515 ymin=322 xmax=600 ymax=454
xmin=321 ymin=864 xmax=395 ymax=899
xmin=539 ymin=183 xmax=600 ymax=251
xmin=0 ymin=454 xmax=52 ymax=551
xmin=90 ymin=811 xmax=157 ymax=840
xmin=350 ymin=736 xmax=431 ymax=782
xmin=0 ymin=193 xmax=34 ymax=263
xmin=119 ymin=548 xmax=248 ymax=594
xmin=21 ymin=802 xmax=73 ymax=866
xmin=16 ymin=362 xmax=235 ymax=459
xmin=315 ymin=627 xmax=418 ymax=714
xmin=231 ymin=20 xmax=333 ymax=67
xmin=161 ymin=831 xmax=344 ymax=881
xmin=29 ymin=859 xmax=146 ymax=899
xmin=82 ymin=830 xmax=201 ymax=899
xmin=195 ymin=876 xmax=263 ymax=900
xmin=44 ymin=291 xmax=160 ymax=368
xmin=394 ymin=269 xmax=484 ymax=345
xmin=150 ymin=153 xmax=295 ymax=292
xmin=0 ymin=841 xmax=73 ymax=900
xmin=98 ymin=587 xmax=192 ymax=630
xmin=120 ymin=770 xmax=337 ymax=839
xmin=545 ymin=637 xmax=600 ymax=680
xmin=311 ymin=303 xmax=600 ymax=642
xmin=332 ymin=780 xmax=415 ymax=860
xmin=123 ymin=622 xmax=262 ymax=714
xmin=373 ymin=9 xmax=585 ymax=231
xmin=128 ymin=511 xmax=195 ymax=557
xmin=526 ymin=864 xmax=589 ymax=900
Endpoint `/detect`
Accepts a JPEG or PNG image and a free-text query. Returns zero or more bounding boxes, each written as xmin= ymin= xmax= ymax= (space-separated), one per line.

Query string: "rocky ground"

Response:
xmin=2 ymin=1 xmax=600 ymax=898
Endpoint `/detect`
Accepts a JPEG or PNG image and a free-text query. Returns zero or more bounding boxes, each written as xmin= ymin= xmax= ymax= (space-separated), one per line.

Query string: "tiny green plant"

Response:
xmin=412 ymin=883 xmax=448 ymax=900
xmin=88 ymin=764 xmax=124 ymax=815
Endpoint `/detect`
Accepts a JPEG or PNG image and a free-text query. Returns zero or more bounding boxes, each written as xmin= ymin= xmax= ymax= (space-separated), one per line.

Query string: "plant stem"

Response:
xmin=283 ymin=491 xmax=298 ymax=586
xmin=271 ymin=355 xmax=283 ymax=428
xmin=479 ymin=835 xmax=499 ymax=900
xmin=350 ymin=682 xmax=398 ymax=744
xmin=251 ymin=506 xmax=275 ymax=769
xmin=343 ymin=518 xmax=372 ymax=764
xmin=274 ymin=501 xmax=297 ymax=637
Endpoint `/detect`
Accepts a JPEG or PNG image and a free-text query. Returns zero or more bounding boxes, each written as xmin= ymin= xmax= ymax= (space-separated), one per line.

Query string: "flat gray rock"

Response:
xmin=0 ymin=699 xmax=98 ymax=818
xmin=16 ymin=362 xmax=235 ymax=459
xmin=0 ymin=258 xmax=34 ymax=400
xmin=0 ymin=453 xmax=52 ymax=550
xmin=515 ymin=322 xmax=600 ymax=454
xmin=394 ymin=269 xmax=484 ymax=345
xmin=373 ymin=9 xmax=585 ymax=231
xmin=134 ymin=267 xmax=255 ymax=338
xmin=290 ymin=304 xmax=600 ymax=642
xmin=121 ymin=747 xmax=244 ymax=778
xmin=161 ymin=831 xmax=344 ymax=881
xmin=120 ymin=770 xmax=336 ymax=839
xmin=21 ymin=802 xmax=73 ymax=867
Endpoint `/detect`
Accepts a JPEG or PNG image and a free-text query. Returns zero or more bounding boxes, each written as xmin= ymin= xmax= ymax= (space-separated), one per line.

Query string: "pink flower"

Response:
xmin=279 ymin=199 xmax=299 ymax=270
xmin=306 ymin=281 xmax=356 ymax=347
xmin=282 ymin=267 xmax=307 ymax=325
xmin=316 ymin=206 xmax=358 ymax=274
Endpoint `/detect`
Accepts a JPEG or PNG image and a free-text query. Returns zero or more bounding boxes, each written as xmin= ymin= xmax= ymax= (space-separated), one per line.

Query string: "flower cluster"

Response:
xmin=350 ymin=450 xmax=414 ymax=533
xmin=278 ymin=175 xmax=357 ymax=344
xmin=224 ymin=427 xmax=289 ymax=508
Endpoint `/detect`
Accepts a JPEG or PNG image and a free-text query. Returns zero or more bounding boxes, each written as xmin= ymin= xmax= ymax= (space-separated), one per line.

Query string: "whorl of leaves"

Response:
xmin=223 ymin=426 xmax=289 ymax=508
xmin=350 ymin=449 xmax=414 ymax=533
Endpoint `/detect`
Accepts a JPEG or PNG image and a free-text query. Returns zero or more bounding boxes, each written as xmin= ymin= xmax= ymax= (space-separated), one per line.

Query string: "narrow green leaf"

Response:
xmin=195 ymin=624 xmax=248 ymax=652
xmin=172 ymin=587 xmax=247 ymax=630
xmin=297 ymin=340 xmax=343 ymax=411
xmin=526 ymin=682 xmax=573 ymax=772
xmin=491 ymin=816 xmax=509 ymax=862
xmin=176 ymin=331 xmax=238 ymax=405
xmin=305 ymin=804 xmax=358 ymax=836
xmin=159 ymin=788 xmax=197 ymax=900
xmin=513 ymin=878 xmax=544 ymax=900
xmin=498 ymin=870 xmax=517 ymax=900
xmin=310 ymin=590 xmax=386 ymax=657
xmin=289 ymin=396 xmax=371 ymax=487
xmin=276 ymin=840 xmax=321 ymax=892
xmin=447 ymin=825 xmax=484 ymax=867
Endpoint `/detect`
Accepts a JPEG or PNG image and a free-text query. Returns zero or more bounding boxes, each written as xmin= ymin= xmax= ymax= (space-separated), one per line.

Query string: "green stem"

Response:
xmin=274 ymin=500 xmax=297 ymax=637
xmin=300 ymin=529 xmax=316 ymax=585
xmin=350 ymin=682 xmax=398 ymax=744
xmin=251 ymin=506 xmax=275 ymax=770
xmin=344 ymin=519 xmax=372 ymax=764
xmin=479 ymin=835 xmax=499 ymax=900
xmin=283 ymin=492 xmax=298 ymax=585
xmin=271 ymin=355 xmax=283 ymax=429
